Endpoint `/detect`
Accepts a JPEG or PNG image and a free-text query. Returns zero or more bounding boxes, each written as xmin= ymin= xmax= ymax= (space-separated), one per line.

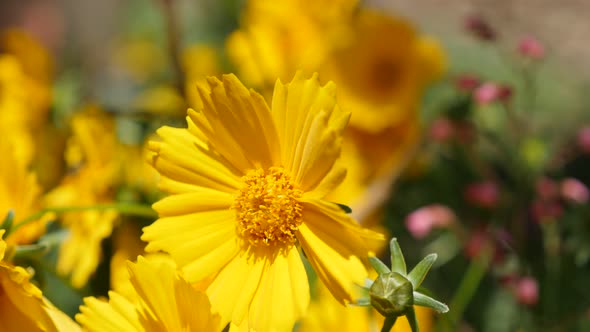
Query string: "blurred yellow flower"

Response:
xmin=226 ymin=0 xmax=356 ymax=90
xmin=77 ymin=256 xmax=221 ymax=332
xmin=143 ymin=73 xmax=383 ymax=331
xmin=0 ymin=54 xmax=51 ymax=164
xmin=1 ymin=29 xmax=54 ymax=84
xmin=0 ymin=230 xmax=81 ymax=332
xmin=45 ymin=106 xmax=122 ymax=288
xmin=183 ymin=44 xmax=221 ymax=109
xmin=0 ymin=137 xmax=49 ymax=246
xmin=299 ymin=283 xmax=433 ymax=332
xmin=321 ymin=9 xmax=445 ymax=134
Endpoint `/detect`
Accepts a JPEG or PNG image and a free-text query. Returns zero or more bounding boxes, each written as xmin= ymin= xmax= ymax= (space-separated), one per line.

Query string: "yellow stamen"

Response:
xmin=233 ymin=167 xmax=303 ymax=247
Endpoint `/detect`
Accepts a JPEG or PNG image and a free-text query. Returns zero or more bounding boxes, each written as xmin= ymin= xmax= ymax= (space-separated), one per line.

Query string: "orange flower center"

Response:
xmin=233 ymin=167 xmax=303 ymax=247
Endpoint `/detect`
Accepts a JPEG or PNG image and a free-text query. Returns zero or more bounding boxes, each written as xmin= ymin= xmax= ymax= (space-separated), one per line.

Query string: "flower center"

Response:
xmin=233 ymin=167 xmax=303 ymax=247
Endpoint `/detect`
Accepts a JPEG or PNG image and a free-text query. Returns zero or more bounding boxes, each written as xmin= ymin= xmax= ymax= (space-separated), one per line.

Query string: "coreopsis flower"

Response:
xmin=142 ymin=72 xmax=383 ymax=331
xmin=0 ymin=230 xmax=81 ymax=332
xmin=298 ymin=283 xmax=433 ymax=332
xmin=320 ymin=9 xmax=445 ymax=134
xmin=77 ymin=256 xmax=221 ymax=331
xmin=45 ymin=106 xmax=122 ymax=287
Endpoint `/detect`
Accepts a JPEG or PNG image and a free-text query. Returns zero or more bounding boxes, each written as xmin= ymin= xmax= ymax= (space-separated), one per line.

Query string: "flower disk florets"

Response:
xmin=233 ymin=167 xmax=303 ymax=247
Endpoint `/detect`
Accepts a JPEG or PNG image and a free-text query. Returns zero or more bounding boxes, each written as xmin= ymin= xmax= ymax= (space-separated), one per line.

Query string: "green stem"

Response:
xmin=381 ymin=316 xmax=398 ymax=332
xmin=542 ymin=221 xmax=560 ymax=321
xmin=442 ymin=249 xmax=492 ymax=331
xmin=11 ymin=203 xmax=156 ymax=233
xmin=407 ymin=307 xmax=420 ymax=332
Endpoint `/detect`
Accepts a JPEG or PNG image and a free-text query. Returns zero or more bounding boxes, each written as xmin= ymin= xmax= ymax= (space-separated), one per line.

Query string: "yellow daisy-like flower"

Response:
xmin=321 ymin=9 xmax=446 ymax=134
xmin=0 ymin=230 xmax=81 ymax=332
xmin=77 ymin=256 xmax=221 ymax=332
xmin=142 ymin=72 xmax=383 ymax=331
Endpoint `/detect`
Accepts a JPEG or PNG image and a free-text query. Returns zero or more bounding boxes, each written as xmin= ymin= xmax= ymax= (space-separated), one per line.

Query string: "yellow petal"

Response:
xmin=149 ymin=125 xmax=241 ymax=193
xmin=297 ymin=221 xmax=368 ymax=304
xmin=191 ymin=74 xmax=280 ymax=171
xmin=76 ymin=292 xmax=141 ymax=332
xmin=271 ymin=72 xmax=350 ymax=192
xmin=152 ymin=189 xmax=233 ymax=217
xmin=142 ymin=209 xmax=239 ymax=282
xmin=248 ymin=246 xmax=310 ymax=332
xmin=206 ymin=249 xmax=266 ymax=326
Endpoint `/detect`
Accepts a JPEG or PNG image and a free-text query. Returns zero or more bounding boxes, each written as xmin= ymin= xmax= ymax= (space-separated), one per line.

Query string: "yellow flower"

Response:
xmin=321 ymin=9 xmax=445 ymax=134
xmin=77 ymin=256 xmax=221 ymax=332
xmin=0 ymin=230 xmax=81 ymax=332
xmin=45 ymin=106 xmax=121 ymax=288
xmin=299 ymin=283 xmax=433 ymax=332
xmin=226 ymin=0 xmax=356 ymax=90
xmin=142 ymin=72 xmax=383 ymax=331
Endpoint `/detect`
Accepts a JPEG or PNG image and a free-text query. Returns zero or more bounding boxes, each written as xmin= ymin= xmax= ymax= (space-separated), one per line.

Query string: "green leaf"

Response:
xmin=407 ymin=254 xmax=437 ymax=288
xmin=390 ymin=238 xmax=407 ymax=275
xmin=14 ymin=243 xmax=50 ymax=259
xmin=369 ymin=256 xmax=391 ymax=274
xmin=413 ymin=291 xmax=449 ymax=313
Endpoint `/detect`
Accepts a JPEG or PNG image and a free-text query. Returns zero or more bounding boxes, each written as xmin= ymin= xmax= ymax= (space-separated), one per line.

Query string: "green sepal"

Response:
xmin=413 ymin=291 xmax=449 ymax=313
xmin=369 ymin=256 xmax=391 ymax=274
xmin=407 ymin=253 xmax=437 ymax=289
xmin=390 ymin=238 xmax=407 ymax=275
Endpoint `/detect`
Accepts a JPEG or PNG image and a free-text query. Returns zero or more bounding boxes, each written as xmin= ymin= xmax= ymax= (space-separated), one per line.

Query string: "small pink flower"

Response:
xmin=405 ymin=204 xmax=456 ymax=239
xmin=518 ymin=36 xmax=545 ymax=60
xmin=464 ymin=181 xmax=500 ymax=208
xmin=513 ymin=277 xmax=539 ymax=306
xmin=474 ymin=83 xmax=501 ymax=105
xmin=561 ymin=178 xmax=590 ymax=204
xmin=430 ymin=118 xmax=454 ymax=142
xmin=577 ymin=126 xmax=590 ymax=153
xmin=455 ymin=75 xmax=480 ymax=92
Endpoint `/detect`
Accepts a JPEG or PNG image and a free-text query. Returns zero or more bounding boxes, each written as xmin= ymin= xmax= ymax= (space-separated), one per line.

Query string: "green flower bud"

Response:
xmin=369 ymin=271 xmax=414 ymax=317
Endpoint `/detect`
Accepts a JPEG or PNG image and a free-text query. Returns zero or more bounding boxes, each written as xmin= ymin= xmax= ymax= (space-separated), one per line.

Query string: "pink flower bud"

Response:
xmin=464 ymin=15 xmax=496 ymax=41
xmin=577 ymin=126 xmax=590 ymax=153
xmin=514 ymin=277 xmax=539 ymax=306
xmin=561 ymin=178 xmax=590 ymax=204
xmin=455 ymin=75 xmax=480 ymax=92
xmin=474 ymin=82 xmax=501 ymax=105
xmin=405 ymin=204 xmax=456 ymax=239
xmin=531 ymin=200 xmax=563 ymax=223
xmin=430 ymin=118 xmax=454 ymax=142
xmin=464 ymin=181 xmax=500 ymax=208
xmin=518 ymin=36 xmax=545 ymax=60
xmin=497 ymin=85 xmax=513 ymax=103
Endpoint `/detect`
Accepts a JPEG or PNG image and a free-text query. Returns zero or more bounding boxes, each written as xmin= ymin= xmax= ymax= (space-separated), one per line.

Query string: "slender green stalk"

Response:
xmin=11 ymin=203 xmax=156 ymax=234
xmin=442 ymin=249 xmax=492 ymax=331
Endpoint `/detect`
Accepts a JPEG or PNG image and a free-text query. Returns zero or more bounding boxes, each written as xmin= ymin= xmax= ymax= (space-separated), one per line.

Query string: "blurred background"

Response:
xmin=2 ymin=0 xmax=590 ymax=331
